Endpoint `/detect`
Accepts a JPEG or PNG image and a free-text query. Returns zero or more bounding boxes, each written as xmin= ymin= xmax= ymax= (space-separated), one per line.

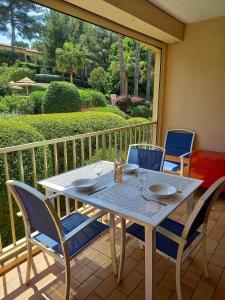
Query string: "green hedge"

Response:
xmin=29 ymin=90 xmax=46 ymax=114
xmin=0 ymin=50 xmax=22 ymax=65
xmin=0 ymin=95 xmax=35 ymax=114
xmin=19 ymin=111 xmax=126 ymax=139
xmin=132 ymin=105 xmax=151 ymax=119
xmin=126 ymin=117 xmax=149 ymax=125
xmin=79 ymin=89 xmax=107 ymax=108
xmin=43 ymin=81 xmax=82 ymax=113
xmin=89 ymin=106 xmax=126 ymax=118
xmin=0 ymin=119 xmax=49 ymax=247
xmin=35 ymin=74 xmax=63 ymax=83
xmin=15 ymin=62 xmax=40 ymax=73
xmin=9 ymin=67 xmax=35 ymax=82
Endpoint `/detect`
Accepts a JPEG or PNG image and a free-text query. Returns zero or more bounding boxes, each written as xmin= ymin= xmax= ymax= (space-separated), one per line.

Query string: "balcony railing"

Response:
xmin=0 ymin=121 xmax=154 ymax=268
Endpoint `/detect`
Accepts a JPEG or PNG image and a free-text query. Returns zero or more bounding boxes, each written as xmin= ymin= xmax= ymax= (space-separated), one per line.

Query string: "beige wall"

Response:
xmin=161 ymin=16 xmax=225 ymax=152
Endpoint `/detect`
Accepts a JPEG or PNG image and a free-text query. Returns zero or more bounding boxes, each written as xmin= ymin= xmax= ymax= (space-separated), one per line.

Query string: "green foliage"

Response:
xmin=0 ymin=95 xmax=34 ymax=114
xmin=88 ymin=67 xmax=106 ymax=92
xmin=0 ymin=84 xmax=12 ymax=97
xmin=0 ymin=119 xmax=48 ymax=247
xmin=0 ymin=50 xmax=22 ymax=65
xmin=35 ymin=74 xmax=63 ymax=83
xmin=9 ymin=67 xmax=35 ymax=82
xmin=29 ymin=90 xmax=46 ymax=114
xmin=56 ymin=42 xmax=85 ymax=83
xmin=79 ymin=89 xmax=107 ymax=108
xmin=132 ymin=105 xmax=151 ymax=118
xmin=126 ymin=117 xmax=149 ymax=125
xmin=15 ymin=61 xmax=40 ymax=73
xmin=19 ymin=111 xmax=126 ymax=140
xmin=43 ymin=81 xmax=82 ymax=113
xmin=89 ymin=106 xmax=126 ymax=118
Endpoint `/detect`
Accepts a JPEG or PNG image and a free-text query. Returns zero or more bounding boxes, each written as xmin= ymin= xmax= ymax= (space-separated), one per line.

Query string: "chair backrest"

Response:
xmin=127 ymin=144 xmax=165 ymax=171
xmin=6 ymin=180 xmax=63 ymax=242
xmin=182 ymin=176 xmax=225 ymax=241
xmin=164 ymin=129 xmax=195 ymax=157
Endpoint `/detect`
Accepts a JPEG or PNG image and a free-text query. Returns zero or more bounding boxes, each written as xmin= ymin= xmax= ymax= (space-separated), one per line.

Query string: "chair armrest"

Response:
xmin=156 ymin=226 xmax=186 ymax=246
xmin=179 ymin=151 xmax=192 ymax=159
xmin=47 ymin=193 xmax=64 ymax=200
xmin=63 ymin=210 xmax=107 ymax=242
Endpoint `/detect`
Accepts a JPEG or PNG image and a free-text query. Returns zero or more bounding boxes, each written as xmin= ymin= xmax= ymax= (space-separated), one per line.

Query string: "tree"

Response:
xmin=56 ymin=42 xmax=85 ymax=83
xmin=88 ymin=67 xmax=106 ymax=92
xmin=0 ymin=0 xmax=43 ymax=51
xmin=14 ymin=41 xmax=29 ymax=48
xmin=118 ymin=35 xmax=125 ymax=96
xmin=134 ymin=41 xmax=140 ymax=96
xmin=146 ymin=49 xmax=152 ymax=101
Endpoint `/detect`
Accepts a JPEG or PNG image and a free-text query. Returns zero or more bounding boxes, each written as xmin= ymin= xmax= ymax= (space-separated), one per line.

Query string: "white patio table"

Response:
xmin=38 ymin=160 xmax=203 ymax=300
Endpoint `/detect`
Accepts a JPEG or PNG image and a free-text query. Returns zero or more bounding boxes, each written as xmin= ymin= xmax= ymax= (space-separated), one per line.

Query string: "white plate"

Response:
xmin=122 ymin=163 xmax=139 ymax=174
xmin=72 ymin=178 xmax=97 ymax=191
xmin=148 ymin=184 xmax=177 ymax=198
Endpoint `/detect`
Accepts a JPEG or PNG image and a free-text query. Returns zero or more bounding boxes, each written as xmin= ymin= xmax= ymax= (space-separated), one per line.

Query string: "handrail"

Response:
xmin=0 ymin=122 xmax=153 ymax=154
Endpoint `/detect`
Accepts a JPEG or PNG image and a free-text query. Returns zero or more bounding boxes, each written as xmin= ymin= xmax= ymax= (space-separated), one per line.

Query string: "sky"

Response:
xmin=0 ymin=35 xmax=10 ymax=45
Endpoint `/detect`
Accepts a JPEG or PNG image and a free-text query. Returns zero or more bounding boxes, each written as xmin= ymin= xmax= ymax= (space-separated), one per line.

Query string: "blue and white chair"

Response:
xmin=163 ymin=129 xmax=195 ymax=176
xmin=123 ymin=176 xmax=225 ymax=300
xmin=6 ymin=180 xmax=110 ymax=300
xmin=127 ymin=144 xmax=165 ymax=171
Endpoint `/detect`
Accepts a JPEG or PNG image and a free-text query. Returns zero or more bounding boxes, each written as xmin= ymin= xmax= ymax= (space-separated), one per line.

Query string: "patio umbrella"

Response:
xmin=14 ymin=77 xmax=37 ymax=94
xmin=10 ymin=85 xmax=23 ymax=91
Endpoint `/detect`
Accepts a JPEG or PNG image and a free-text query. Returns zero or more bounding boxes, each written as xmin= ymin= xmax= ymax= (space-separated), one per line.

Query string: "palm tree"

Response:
xmin=118 ymin=35 xmax=125 ymax=96
xmin=56 ymin=42 xmax=85 ymax=83
xmin=146 ymin=49 xmax=152 ymax=101
xmin=134 ymin=41 xmax=140 ymax=96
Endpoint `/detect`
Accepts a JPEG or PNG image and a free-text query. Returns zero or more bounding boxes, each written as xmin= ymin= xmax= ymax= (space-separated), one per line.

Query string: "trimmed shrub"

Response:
xmin=35 ymin=74 xmax=63 ymax=83
xmin=29 ymin=90 xmax=46 ymax=114
xmin=132 ymin=105 xmax=151 ymax=118
xmin=43 ymin=81 xmax=82 ymax=113
xmin=79 ymin=89 xmax=107 ymax=108
xmin=0 ymin=119 xmax=49 ymax=247
xmin=116 ymin=96 xmax=145 ymax=113
xmin=88 ymin=67 xmax=106 ymax=92
xmin=9 ymin=67 xmax=35 ymax=82
xmin=20 ymin=111 xmax=126 ymax=139
xmin=0 ymin=95 xmax=34 ymax=114
xmin=15 ymin=62 xmax=40 ymax=73
xmin=89 ymin=106 xmax=126 ymax=118
xmin=0 ymin=84 xmax=12 ymax=97
xmin=126 ymin=117 xmax=149 ymax=125
xmin=0 ymin=49 xmax=22 ymax=65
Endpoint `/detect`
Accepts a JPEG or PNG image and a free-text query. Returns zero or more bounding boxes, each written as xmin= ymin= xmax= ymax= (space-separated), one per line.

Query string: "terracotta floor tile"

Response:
xmin=169 ymin=284 xmax=193 ymax=300
xmin=72 ymin=265 xmax=94 ymax=283
xmin=201 ymin=263 xmax=223 ymax=287
xmin=75 ymin=275 xmax=102 ymax=300
xmin=155 ymin=285 xmax=171 ymax=300
xmin=85 ymin=292 xmax=103 ymax=300
xmin=191 ymin=280 xmax=215 ymax=300
xmin=156 ymin=257 xmax=173 ymax=273
xmin=95 ymin=274 xmax=118 ymax=298
xmin=160 ymin=267 xmax=176 ymax=290
xmin=210 ymin=248 xmax=225 ymax=267
xmin=127 ymin=287 xmax=145 ymax=300
xmin=218 ymin=236 xmax=225 ymax=250
xmin=206 ymin=239 xmax=218 ymax=254
xmin=208 ymin=228 xmax=224 ymax=241
xmin=181 ymin=266 xmax=203 ymax=289
xmin=212 ymin=277 xmax=225 ymax=300
xmin=107 ymin=289 xmax=127 ymax=300
xmin=118 ymin=270 xmax=143 ymax=295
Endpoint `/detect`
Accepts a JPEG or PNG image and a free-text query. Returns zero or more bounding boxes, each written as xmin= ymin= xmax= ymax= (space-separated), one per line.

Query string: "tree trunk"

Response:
xmin=70 ymin=72 xmax=73 ymax=83
xmin=134 ymin=41 xmax=140 ymax=96
xmin=125 ymin=72 xmax=129 ymax=97
xmin=10 ymin=0 xmax=16 ymax=51
xmin=118 ymin=35 xmax=125 ymax=96
xmin=146 ymin=49 xmax=152 ymax=101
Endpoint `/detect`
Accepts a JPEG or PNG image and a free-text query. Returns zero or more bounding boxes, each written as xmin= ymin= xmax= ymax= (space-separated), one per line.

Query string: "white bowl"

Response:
xmin=72 ymin=178 xmax=97 ymax=191
xmin=148 ymin=184 xmax=177 ymax=198
xmin=122 ymin=163 xmax=139 ymax=174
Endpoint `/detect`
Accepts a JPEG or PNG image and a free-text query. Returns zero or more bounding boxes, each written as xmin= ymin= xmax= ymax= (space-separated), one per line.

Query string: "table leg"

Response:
xmin=145 ymin=225 xmax=156 ymax=300
xmin=187 ymin=194 xmax=195 ymax=217
xmin=118 ymin=217 xmax=126 ymax=283
xmin=109 ymin=213 xmax=118 ymax=275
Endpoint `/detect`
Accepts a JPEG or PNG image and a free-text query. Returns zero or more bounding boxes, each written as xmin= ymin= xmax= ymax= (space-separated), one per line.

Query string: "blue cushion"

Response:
xmin=163 ymin=160 xmax=181 ymax=172
xmin=126 ymin=218 xmax=200 ymax=259
xmin=34 ymin=212 xmax=109 ymax=258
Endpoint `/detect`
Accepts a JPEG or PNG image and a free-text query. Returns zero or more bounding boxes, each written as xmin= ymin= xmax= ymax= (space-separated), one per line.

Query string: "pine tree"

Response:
xmin=0 ymin=0 xmax=43 ymax=51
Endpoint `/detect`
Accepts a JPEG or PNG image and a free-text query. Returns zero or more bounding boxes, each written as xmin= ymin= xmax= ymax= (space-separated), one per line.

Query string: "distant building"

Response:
xmin=0 ymin=43 xmax=43 ymax=63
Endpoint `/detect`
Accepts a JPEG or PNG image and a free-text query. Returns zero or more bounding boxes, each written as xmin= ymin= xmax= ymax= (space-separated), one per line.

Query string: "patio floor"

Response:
xmin=0 ymin=190 xmax=225 ymax=300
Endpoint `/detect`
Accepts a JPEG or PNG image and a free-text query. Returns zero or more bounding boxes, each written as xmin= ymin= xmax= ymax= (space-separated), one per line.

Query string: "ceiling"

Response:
xmin=149 ymin=0 xmax=225 ymax=23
